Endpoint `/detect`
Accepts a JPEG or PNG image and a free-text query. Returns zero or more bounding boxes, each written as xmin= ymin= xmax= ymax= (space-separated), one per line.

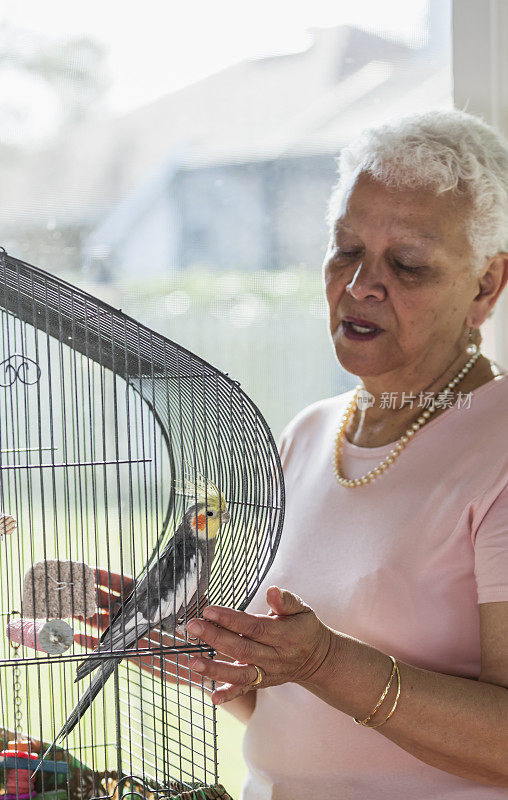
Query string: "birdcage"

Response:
xmin=0 ymin=247 xmax=284 ymax=800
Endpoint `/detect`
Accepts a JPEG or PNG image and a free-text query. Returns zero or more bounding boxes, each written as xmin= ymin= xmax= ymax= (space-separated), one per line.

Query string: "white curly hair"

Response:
xmin=327 ymin=109 xmax=508 ymax=272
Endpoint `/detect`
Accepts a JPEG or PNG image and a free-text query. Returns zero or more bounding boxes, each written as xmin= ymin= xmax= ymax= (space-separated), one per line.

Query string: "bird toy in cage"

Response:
xmin=1 ymin=518 xmax=87 ymax=658
xmin=0 ymin=247 xmax=285 ymax=799
xmin=0 ymin=739 xmax=38 ymax=800
xmin=21 ymin=561 xmax=97 ymax=621
xmin=6 ymin=619 xmax=74 ymax=656
xmin=6 ymin=561 xmax=97 ymax=657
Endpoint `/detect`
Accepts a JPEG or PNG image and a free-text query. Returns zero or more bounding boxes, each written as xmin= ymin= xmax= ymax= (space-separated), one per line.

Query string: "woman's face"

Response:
xmin=323 ymin=172 xmax=481 ymax=382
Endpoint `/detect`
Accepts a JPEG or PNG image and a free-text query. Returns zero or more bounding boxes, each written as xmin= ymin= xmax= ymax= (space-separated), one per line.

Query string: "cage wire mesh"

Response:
xmin=0 ymin=248 xmax=284 ymax=800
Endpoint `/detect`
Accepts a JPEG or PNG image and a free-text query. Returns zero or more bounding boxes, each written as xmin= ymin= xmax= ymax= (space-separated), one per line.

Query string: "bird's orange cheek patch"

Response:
xmin=192 ymin=514 xmax=207 ymax=531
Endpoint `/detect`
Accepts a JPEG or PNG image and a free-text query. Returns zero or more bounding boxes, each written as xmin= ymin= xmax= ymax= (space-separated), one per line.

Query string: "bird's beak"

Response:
xmin=220 ymin=510 xmax=231 ymax=524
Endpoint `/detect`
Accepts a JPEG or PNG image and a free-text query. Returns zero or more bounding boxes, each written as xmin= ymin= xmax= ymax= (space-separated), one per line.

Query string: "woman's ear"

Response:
xmin=468 ymin=254 xmax=508 ymax=327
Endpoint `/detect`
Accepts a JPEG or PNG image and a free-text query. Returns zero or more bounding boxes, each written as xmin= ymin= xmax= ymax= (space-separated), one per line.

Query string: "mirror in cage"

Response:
xmin=7 ymin=618 xmax=74 ymax=655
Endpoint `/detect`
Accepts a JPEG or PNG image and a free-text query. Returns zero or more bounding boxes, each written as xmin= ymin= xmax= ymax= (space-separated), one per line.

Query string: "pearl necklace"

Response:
xmin=333 ymin=347 xmax=481 ymax=488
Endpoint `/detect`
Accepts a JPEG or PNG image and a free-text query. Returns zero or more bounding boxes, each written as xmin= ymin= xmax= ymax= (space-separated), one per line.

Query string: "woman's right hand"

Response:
xmin=74 ymin=568 xmax=211 ymax=688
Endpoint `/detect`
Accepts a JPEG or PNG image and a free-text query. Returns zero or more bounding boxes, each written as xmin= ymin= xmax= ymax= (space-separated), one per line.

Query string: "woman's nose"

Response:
xmin=345 ymin=262 xmax=386 ymax=301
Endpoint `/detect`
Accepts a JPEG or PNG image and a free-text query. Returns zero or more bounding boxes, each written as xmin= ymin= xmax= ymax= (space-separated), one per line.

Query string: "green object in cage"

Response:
xmin=170 ymin=786 xmax=234 ymax=800
xmin=34 ymin=790 xmax=68 ymax=800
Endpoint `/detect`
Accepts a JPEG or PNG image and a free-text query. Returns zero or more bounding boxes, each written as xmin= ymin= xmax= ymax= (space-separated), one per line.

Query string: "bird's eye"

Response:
xmin=206 ymin=510 xmax=214 ymax=517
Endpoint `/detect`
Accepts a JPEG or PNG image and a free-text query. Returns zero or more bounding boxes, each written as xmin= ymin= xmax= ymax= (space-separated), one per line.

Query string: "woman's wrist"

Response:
xmin=296 ymin=626 xmax=343 ymax=692
xmin=298 ymin=629 xmax=397 ymax=723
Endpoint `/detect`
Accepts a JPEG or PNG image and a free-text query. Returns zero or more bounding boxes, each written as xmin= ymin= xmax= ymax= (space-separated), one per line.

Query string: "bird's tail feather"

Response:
xmin=75 ymin=654 xmax=105 ymax=682
xmin=33 ymin=657 xmax=120 ymax=776
xmin=75 ymin=618 xmax=144 ymax=682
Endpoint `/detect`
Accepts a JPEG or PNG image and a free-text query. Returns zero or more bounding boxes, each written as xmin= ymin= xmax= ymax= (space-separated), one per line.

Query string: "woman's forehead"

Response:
xmin=335 ymin=175 xmax=470 ymax=249
xmin=335 ymin=218 xmax=443 ymax=248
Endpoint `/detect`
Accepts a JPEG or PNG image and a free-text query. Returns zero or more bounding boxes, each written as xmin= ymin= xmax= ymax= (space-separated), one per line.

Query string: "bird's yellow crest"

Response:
xmin=174 ymin=464 xmax=229 ymax=538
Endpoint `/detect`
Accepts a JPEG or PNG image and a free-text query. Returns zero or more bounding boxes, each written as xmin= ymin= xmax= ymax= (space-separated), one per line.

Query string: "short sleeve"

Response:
xmin=277 ymin=417 xmax=299 ymax=470
xmin=474 ymin=480 xmax=508 ymax=603
xmin=277 ymin=426 xmax=290 ymax=465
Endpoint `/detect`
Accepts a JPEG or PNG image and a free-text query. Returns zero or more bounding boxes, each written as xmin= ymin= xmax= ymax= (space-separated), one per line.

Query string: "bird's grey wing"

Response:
xmin=76 ymin=529 xmax=184 ymax=681
xmin=156 ymin=535 xmax=203 ymax=634
xmin=76 ymin=586 xmax=151 ymax=681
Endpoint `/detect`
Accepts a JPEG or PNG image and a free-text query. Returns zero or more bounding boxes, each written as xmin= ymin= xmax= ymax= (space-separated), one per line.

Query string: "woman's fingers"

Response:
xmin=82 ymin=611 xmax=112 ymax=631
xmin=75 ymin=623 xmax=188 ymax=655
xmin=201 ymin=606 xmax=276 ymax=644
xmin=265 ymin=586 xmax=311 ymax=617
xmin=95 ymin=568 xmax=134 ymax=596
xmin=190 ymin=656 xmax=259 ymax=688
xmin=186 ymin=618 xmax=271 ymax=664
xmin=211 ymin=681 xmax=251 ymax=705
xmin=96 ymin=586 xmax=121 ymax=611
xmin=188 ymin=589 xmax=334 ymax=698
xmin=92 ymin=570 xmax=134 ymax=619
xmin=128 ymin=650 xmax=213 ymax=687
xmin=74 ymin=632 xmax=99 ymax=650
xmin=73 ymin=634 xmax=210 ymax=688
xmin=146 ymin=656 xmax=213 ymax=689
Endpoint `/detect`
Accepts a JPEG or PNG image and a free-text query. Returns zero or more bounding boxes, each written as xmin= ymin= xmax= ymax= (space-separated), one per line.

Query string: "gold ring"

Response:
xmin=246 ymin=664 xmax=264 ymax=689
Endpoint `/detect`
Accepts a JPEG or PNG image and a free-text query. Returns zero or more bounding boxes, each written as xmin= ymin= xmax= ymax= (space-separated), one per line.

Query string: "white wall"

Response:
xmin=452 ymin=0 xmax=508 ymax=366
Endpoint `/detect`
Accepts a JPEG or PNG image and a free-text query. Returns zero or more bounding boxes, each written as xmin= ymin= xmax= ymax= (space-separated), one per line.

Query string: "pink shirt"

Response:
xmin=241 ymin=375 xmax=508 ymax=800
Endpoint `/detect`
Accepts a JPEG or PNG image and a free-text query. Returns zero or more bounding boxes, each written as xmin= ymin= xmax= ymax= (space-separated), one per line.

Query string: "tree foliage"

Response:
xmin=0 ymin=19 xmax=108 ymax=147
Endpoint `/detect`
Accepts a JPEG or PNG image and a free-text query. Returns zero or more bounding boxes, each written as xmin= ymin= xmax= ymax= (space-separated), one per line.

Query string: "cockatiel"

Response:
xmin=36 ymin=477 xmax=229 ymax=768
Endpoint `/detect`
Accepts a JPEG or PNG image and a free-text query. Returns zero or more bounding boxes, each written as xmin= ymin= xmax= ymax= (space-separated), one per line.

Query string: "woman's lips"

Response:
xmin=341 ymin=320 xmax=384 ymax=341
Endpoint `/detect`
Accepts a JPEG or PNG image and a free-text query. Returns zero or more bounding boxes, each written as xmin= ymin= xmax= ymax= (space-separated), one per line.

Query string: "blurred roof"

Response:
xmin=0 ymin=24 xmax=451 ymax=226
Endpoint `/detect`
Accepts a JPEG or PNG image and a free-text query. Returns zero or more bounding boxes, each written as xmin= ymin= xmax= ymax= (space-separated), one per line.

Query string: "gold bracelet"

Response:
xmin=353 ymin=655 xmax=397 ymax=726
xmin=363 ymin=663 xmax=401 ymax=728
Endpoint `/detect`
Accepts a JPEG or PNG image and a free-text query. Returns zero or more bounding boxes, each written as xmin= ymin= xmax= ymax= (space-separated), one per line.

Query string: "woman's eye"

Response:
xmin=393 ymin=258 xmax=420 ymax=274
xmin=335 ymin=248 xmax=361 ymax=259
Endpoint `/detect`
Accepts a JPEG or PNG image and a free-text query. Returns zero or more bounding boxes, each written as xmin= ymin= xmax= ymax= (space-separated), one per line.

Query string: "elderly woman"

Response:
xmin=181 ymin=110 xmax=508 ymax=799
